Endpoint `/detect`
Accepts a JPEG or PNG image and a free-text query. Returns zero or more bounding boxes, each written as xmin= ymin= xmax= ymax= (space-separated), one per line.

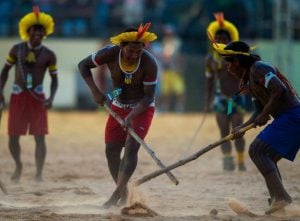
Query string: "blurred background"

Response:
xmin=0 ymin=0 xmax=300 ymax=112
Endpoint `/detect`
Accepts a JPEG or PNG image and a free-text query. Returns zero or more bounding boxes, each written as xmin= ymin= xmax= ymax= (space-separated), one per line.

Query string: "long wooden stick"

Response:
xmin=179 ymin=113 xmax=207 ymax=159
xmin=135 ymin=123 xmax=255 ymax=186
xmin=104 ymin=103 xmax=179 ymax=185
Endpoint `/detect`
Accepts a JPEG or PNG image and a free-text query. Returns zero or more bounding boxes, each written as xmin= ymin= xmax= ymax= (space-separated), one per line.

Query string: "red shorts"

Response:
xmin=8 ymin=92 xmax=48 ymax=135
xmin=105 ymin=104 xmax=155 ymax=143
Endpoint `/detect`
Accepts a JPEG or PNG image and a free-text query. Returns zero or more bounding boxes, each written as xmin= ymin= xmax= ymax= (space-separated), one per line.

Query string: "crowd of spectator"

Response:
xmin=1 ymin=0 xmax=300 ymax=54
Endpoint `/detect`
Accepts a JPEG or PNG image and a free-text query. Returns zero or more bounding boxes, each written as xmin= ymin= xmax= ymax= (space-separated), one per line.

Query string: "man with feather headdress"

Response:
xmin=211 ymin=37 xmax=300 ymax=214
xmin=204 ymin=13 xmax=247 ymax=171
xmin=0 ymin=6 xmax=58 ymax=182
xmin=78 ymin=23 xmax=158 ymax=208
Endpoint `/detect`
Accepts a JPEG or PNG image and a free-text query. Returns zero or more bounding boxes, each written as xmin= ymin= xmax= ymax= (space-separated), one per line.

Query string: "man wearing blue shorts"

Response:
xmin=212 ymin=40 xmax=300 ymax=214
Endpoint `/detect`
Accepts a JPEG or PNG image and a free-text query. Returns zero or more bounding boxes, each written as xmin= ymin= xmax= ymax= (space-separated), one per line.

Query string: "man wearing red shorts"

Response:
xmin=0 ymin=7 xmax=58 ymax=182
xmin=78 ymin=23 xmax=158 ymax=208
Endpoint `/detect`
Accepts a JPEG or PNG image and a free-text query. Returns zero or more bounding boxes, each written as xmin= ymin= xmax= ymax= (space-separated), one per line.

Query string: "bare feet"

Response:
xmin=35 ymin=174 xmax=43 ymax=182
xmin=265 ymin=198 xmax=292 ymax=214
xmin=118 ymin=188 xmax=128 ymax=206
xmin=11 ymin=164 xmax=22 ymax=182
xmin=102 ymin=190 xmax=121 ymax=209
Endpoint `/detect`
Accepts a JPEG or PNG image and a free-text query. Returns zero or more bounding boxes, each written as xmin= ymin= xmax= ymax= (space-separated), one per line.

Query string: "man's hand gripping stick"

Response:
xmin=104 ymin=88 xmax=179 ymax=185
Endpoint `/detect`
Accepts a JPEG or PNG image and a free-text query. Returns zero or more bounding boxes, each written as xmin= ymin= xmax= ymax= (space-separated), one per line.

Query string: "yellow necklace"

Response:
xmin=119 ymin=50 xmax=141 ymax=84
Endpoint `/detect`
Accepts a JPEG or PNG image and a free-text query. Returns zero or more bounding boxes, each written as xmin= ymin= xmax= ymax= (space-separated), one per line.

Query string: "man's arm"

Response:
xmin=45 ymin=52 xmax=59 ymax=109
xmin=254 ymin=71 xmax=285 ymax=126
xmin=78 ymin=55 xmax=106 ymax=105
xmin=45 ymin=73 xmax=58 ymax=109
xmin=204 ymin=56 xmax=216 ymax=112
xmin=126 ymin=84 xmax=156 ymax=120
xmin=123 ymin=56 xmax=157 ymax=127
xmin=0 ymin=46 xmax=16 ymax=104
xmin=0 ymin=64 xmax=13 ymax=105
xmin=231 ymin=98 xmax=262 ymax=138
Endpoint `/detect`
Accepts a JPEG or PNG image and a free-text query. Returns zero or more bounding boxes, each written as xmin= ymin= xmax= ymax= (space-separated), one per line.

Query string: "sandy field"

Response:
xmin=0 ymin=110 xmax=299 ymax=221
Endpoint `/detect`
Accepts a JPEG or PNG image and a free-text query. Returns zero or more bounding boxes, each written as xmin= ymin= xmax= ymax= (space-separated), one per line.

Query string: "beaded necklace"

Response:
xmin=118 ymin=49 xmax=141 ymax=84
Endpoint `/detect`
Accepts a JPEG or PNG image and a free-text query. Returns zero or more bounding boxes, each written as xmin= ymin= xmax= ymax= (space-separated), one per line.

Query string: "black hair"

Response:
xmin=27 ymin=24 xmax=45 ymax=33
xmin=224 ymin=41 xmax=260 ymax=67
xmin=215 ymin=29 xmax=231 ymax=41
xmin=124 ymin=27 xmax=138 ymax=32
xmin=120 ymin=27 xmax=144 ymax=46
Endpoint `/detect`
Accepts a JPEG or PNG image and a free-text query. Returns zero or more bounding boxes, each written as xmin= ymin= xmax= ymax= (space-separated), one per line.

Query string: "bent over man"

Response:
xmin=78 ymin=23 xmax=158 ymax=208
xmin=212 ymin=40 xmax=300 ymax=214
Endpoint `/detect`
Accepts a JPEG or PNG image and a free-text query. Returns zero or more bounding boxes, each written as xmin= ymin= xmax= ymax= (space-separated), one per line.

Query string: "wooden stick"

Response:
xmin=135 ymin=123 xmax=255 ymax=186
xmin=179 ymin=113 xmax=207 ymax=159
xmin=104 ymin=103 xmax=179 ymax=185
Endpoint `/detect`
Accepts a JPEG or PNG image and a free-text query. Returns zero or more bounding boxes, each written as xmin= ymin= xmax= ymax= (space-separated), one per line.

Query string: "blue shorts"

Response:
xmin=257 ymin=106 xmax=300 ymax=161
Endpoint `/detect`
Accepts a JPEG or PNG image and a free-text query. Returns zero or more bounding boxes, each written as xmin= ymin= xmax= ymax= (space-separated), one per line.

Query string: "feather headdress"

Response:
xmin=19 ymin=6 xmax=54 ymax=41
xmin=207 ymin=12 xmax=239 ymax=42
xmin=110 ymin=23 xmax=157 ymax=45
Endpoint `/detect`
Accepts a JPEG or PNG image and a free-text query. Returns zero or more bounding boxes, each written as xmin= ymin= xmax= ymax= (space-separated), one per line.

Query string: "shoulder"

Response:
xmin=205 ymin=54 xmax=213 ymax=61
xmin=250 ymin=60 xmax=276 ymax=76
xmin=250 ymin=61 xmax=280 ymax=87
xmin=9 ymin=42 xmax=24 ymax=53
xmin=42 ymin=46 xmax=57 ymax=57
xmin=94 ymin=45 xmax=119 ymax=62
xmin=97 ymin=45 xmax=119 ymax=55
xmin=205 ymin=54 xmax=214 ymax=64
xmin=141 ymin=49 xmax=158 ymax=67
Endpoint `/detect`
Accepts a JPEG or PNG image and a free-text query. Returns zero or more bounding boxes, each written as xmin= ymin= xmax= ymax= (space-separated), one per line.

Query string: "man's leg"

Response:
xmin=248 ymin=138 xmax=292 ymax=214
xmin=9 ymin=135 xmax=22 ymax=182
xmin=105 ymin=142 xmax=124 ymax=183
xmin=216 ymin=113 xmax=234 ymax=171
xmin=266 ymin=154 xmax=282 ymax=205
xmin=232 ymin=113 xmax=246 ymax=171
xmin=103 ymin=137 xmax=140 ymax=208
xmin=34 ymin=135 xmax=46 ymax=182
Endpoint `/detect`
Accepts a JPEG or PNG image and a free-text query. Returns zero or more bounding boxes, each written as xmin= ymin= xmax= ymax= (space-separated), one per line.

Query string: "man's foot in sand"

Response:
xmin=238 ymin=162 xmax=246 ymax=171
xmin=223 ymin=156 xmax=235 ymax=171
xmin=118 ymin=188 xmax=128 ymax=206
xmin=11 ymin=165 xmax=22 ymax=182
xmin=35 ymin=174 xmax=43 ymax=182
xmin=265 ymin=199 xmax=292 ymax=214
xmin=102 ymin=191 xmax=121 ymax=209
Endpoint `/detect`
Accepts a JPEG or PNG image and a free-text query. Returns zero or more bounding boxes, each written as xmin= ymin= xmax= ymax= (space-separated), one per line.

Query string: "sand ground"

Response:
xmin=0 ymin=110 xmax=299 ymax=221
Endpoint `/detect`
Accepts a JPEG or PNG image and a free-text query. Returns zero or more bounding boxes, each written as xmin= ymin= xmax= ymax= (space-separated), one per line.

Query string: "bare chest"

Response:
xmin=108 ymin=62 xmax=145 ymax=87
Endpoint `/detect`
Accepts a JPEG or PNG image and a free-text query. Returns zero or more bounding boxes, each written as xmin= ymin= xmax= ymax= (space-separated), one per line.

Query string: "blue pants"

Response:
xmin=257 ymin=106 xmax=300 ymax=161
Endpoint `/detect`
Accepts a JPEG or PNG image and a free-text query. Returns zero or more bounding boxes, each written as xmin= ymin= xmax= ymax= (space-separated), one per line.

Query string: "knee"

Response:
xmin=124 ymin=146 xmax=139 ymax=159
xmin=34 ymin=136 xmax=45 ymax=145
xmin=105 ymin=143 xmax=122 ymax=158
xmin=125 ymin=138 xmax=140 ymax=152
xmin=248 ymin=139 xmax=260 ymax=161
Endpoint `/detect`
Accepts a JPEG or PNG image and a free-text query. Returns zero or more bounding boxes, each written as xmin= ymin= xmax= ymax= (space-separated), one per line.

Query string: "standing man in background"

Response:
xmin=204 ymin=13 xmax=247 ymax=171
xmin=0 ymin=6 xmax=58 ymax=182
xmin=78 ymin=23 xmax=158 ymax=208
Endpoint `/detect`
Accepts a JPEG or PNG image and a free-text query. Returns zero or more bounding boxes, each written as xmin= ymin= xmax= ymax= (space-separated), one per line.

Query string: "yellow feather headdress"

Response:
xmin=207 ymin=32 xmax=256 ymax=57
xmin=19 ymin=6 xmax=54 ymax=41
xmin=110 ymin=23 xmax=157 ymax=45
xmin=207 ymin=12 xmax=239 ymax=42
